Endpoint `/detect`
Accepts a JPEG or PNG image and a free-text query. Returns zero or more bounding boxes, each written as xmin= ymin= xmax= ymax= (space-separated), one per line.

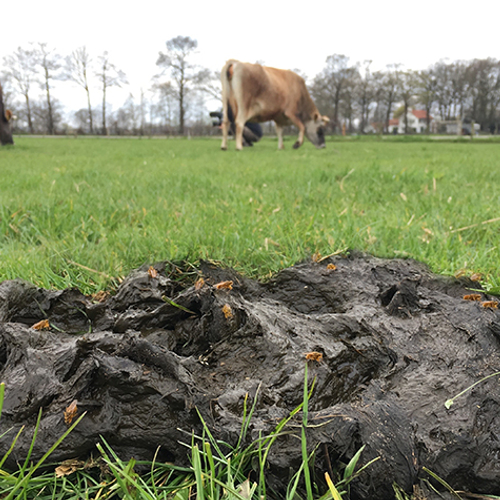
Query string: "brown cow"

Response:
xmin=220 ymin=59 xmax=329 ymax=151
xmin=0 ymin=82 xmax=14 ymax=146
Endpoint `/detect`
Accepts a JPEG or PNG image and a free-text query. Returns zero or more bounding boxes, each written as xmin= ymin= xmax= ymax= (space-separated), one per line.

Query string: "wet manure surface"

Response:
xmin=1 ymin=252 xmax=500 ymax=499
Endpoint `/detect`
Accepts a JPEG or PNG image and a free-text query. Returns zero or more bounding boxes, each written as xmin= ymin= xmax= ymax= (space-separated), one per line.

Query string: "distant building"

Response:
xmin=392 ymin=110 xmax=433 ymax=134
xmin=437 ymin=120 xmax=480 ymax=135
xmin=366 ymin=110 xmax=434 ymax=134
xmin=388 ymin=118 xmax=399 ymax=134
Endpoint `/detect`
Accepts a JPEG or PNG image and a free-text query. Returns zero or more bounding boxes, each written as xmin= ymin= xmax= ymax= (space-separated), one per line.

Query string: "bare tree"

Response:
xmin=65 ymin=46 xmax=94 ymax=133
xmin=417 ymin=67 xmax=438 ymax=133
xmin=383 ymin=65 xmax=402 ymax=133
xmin=2 ymin=45 xmax=38 ymax=134
xmin=196 ymin=68 xmax=221 ymax=102
xmin=96 ymin=51 xmax=127 ymax=135
xmin=380 ymin=64 xmax=401 ymax=133
xmin=156 ymin=36 xmax=206 ymax=134
xmin=340 ymin=70 xmax=359 ymax=133
xmin=400 ymin=71 xmax=418 ymax=134
xmin=449 ymin=61 xmax=469 ymax=121
xmin=433 ymin=61 xmax=456 ymax=121
xmin=355 ymin=60 xmax=376 ymax=133
xmin=114 ymin=94 xmax=140 ymax=134
xmin=139 ymin=88 xmax=147 ymax=136
xmin=152 ymin=82 xmax=175 ymax=132
xmin=368 ymin=71 xmax=388 ymax=132
xmin=36 ymin=43 xmax=61 ymax=135
xmin=73 ymin=108 xmax=90 ymax=134
xmin=311 ymin=54 xmax=357 ymax=133
xmin=32 ymin=96 xmax=64 ymax=134
xmin=465 ymin=58 xmax=500 ymax=131
xmin=487 ymin=63 xmax=500 ymax=133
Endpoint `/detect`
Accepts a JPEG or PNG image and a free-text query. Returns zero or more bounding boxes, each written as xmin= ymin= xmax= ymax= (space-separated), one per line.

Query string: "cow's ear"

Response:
xmin=313 ymin=112 xmax=319 ymax=121
xmin=5 ymin=110 xmax=12 ymax=121
xmin=322 ymin=115 xmax=330 ymax=124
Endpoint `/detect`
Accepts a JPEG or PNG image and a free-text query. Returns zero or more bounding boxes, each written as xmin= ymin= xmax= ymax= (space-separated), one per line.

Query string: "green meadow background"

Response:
xmin=1 ymin=136 xmax=499 ymax=294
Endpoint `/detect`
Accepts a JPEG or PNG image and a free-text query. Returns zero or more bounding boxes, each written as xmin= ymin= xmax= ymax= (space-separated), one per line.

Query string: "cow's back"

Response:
xmin=228 ymin=61 xmax=317 ymax=123
xmin=262 ymin=66 xmax=317 ymax=121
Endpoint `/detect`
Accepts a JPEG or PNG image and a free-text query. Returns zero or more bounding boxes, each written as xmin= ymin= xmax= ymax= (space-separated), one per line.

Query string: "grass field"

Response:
xmin=1 ymin=135 xmax=500 ymax=497
xmin=1 ymin=135 xmax=500 ymax=294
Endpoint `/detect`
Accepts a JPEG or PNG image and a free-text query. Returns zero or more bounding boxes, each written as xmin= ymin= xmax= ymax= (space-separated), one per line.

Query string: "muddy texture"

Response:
xmin=1 ymin=252 xmax=500 ymax=499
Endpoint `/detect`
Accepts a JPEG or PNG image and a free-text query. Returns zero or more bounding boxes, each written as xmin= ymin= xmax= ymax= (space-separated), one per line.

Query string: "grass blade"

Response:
xmin=302 ymin=361 xmax=314 ymax=500
xmin=445 ymin=371 xmax=500 ymax=409
xmin=0 ymin=426 xmax=25 ymax=471
xmin=325 ymin=472 xmax=343 ymax=500
xmin=343 ymin=444 xmax=365 ymax=481
xmin=4 ymin=411 xmax=87 ymax=500
xmin=423 ymin=467 xmax=464 ymax=500
xmin=192 ymin=444 xmax=205 ymax=500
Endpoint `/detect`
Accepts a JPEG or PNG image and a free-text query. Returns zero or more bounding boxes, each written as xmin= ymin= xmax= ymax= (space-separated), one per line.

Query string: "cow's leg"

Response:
xmin=284 ymin=113 xmax=306 ymax=149
xmin=275 ymin=123 xmax=284 ymax=150
xmin=293 ymin=127 xmax=305 ymax=149
xmin=221 ymin=119 xmax=229 ymax=150
xmin=221 ymin=103 xmax=229 ymax=150
xmin=235 ymin=118 xmax=246 ymax=150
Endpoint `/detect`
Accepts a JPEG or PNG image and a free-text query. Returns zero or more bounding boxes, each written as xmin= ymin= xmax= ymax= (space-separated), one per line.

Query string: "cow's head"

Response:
xmin=305 ymin=114 xmax=329 ymax=149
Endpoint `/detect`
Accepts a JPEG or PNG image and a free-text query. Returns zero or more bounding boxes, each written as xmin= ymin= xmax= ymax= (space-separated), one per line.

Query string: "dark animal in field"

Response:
xmin=0 ymin=82 xmax=14 ymax=146
xmin=220 ymin=59 xmax=329 ymax=150
xmin=210 ymin=105 xmax=262 ymax=147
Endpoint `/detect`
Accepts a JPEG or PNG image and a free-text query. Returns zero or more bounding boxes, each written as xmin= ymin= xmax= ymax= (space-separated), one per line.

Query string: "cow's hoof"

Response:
xmin=293 ymin=141 xmax=301 ymax=149
xmin=221 ymin=146 xmax=227 ymax=151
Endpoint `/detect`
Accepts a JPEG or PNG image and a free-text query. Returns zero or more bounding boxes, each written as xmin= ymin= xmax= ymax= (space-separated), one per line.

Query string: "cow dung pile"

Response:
xmin=1 ymin=252 xmax=500 ymax=499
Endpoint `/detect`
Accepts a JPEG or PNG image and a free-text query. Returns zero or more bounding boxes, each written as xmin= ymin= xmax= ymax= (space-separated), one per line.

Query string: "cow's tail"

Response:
xmin=221 ymin=59 xmax=238 ymax=123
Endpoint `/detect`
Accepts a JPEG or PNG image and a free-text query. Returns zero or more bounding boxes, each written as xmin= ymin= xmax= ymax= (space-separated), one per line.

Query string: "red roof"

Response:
xmin=412 ymin=109 xmax=432 ymax=120
xmin=388 ymin=119 xmax=399 ymax=126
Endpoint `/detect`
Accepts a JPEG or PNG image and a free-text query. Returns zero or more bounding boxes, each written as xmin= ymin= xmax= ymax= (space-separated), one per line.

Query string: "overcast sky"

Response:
xmin=3 ymin=0 xmax=500 ymax=115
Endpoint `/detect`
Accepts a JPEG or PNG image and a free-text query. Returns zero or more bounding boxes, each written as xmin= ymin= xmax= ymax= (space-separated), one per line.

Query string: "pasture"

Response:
xmin=1 ymin=135 xmax=500 ymax=294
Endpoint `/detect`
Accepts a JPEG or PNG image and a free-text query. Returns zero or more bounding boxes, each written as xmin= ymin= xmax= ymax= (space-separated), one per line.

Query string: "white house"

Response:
xmin=392 ymin=109 xmax=433 ymax=134
xmin=366 ymin=110 xmax=434 ymax=134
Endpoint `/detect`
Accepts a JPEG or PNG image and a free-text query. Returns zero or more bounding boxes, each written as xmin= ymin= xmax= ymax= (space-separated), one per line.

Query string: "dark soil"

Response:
xmin=1 ymin=252 xmax=500 ymax=499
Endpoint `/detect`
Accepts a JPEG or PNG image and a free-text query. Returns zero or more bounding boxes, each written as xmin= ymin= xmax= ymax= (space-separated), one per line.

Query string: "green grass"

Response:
xmin=1 ymin=135 xmax=500 ymax=293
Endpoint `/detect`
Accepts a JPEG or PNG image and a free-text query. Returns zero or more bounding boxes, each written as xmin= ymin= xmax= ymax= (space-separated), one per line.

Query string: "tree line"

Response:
xmin=310 ymin=55 xmax=500 ymax=134
xmin=3 ymin=37 xmax=500 ymax=136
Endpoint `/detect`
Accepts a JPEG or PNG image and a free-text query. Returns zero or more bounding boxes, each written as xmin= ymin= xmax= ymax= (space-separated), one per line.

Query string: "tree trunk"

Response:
xmin=25 ymin=93 xmax=34 ymax=134
xmin=179 ymin=84 xmax=184 ymax=135
xmin=102 ymin=81 xmax=107 ymax=135
xmin=333 ymin=87 xmax=341 ymax=134
xmin=86 ymin=87 xmax=93 ymax=134
xmin=360 ymin=100 xmax=366 ymax=133
xmin=404 ymin=101 xmax=409 ymax=134
xmin=385 ymin=100 xmax=393 ymax=134
xmin=44 ymin=68 xmax=54 ymax=135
